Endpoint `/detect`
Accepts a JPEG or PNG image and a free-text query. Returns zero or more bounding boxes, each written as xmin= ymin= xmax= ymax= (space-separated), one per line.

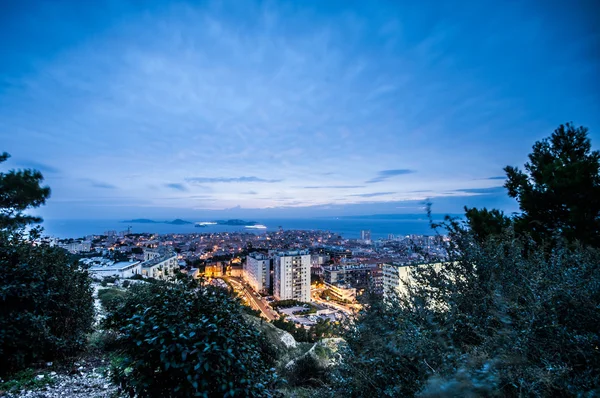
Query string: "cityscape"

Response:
xmin=51 ymin=227 xmax=449 ymax=326
xmin=1 ymin=0 xmax=598 ymax=396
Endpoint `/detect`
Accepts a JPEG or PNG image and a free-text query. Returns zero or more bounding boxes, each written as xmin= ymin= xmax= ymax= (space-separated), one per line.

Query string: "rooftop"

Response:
xmin=89 ymin=260 xmax=141 ymax=270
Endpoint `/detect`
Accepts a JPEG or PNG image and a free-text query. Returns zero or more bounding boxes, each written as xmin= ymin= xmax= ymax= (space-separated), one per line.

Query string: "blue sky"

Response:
xmin=1 ymin=0 xmax=598 ymax=220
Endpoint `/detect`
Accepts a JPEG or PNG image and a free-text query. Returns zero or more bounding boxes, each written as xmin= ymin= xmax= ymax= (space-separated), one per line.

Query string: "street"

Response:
xmin=223 ymin=276 xmax=279 ymax=321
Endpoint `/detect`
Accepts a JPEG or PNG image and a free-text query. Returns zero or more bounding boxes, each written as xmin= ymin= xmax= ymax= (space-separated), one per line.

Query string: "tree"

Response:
xmin=104 ymin=275 xmax=279 ymax=397
xmin=463 ymin=207 xmax=511 ymax=243
xmin=0 ymin=152 xmax=51 ymax=230
xmin=504 ymin=123 xmax=600 ymax=246
xmin=0 ymin=153 xmax=94 ymax=376
xmin=335 ymin=227 xmax=600 ymax=396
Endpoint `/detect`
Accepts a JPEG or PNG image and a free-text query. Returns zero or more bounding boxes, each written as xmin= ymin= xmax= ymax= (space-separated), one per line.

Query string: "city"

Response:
xmin=1 ymin=0 xmax=597 ymax=396
xmin=53 ymin=227 xmax=449 ymax=326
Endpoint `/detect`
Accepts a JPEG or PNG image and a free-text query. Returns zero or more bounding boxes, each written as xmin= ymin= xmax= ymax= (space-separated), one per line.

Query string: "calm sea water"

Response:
xmin=41 ymin=216 xmax=451 ymax=240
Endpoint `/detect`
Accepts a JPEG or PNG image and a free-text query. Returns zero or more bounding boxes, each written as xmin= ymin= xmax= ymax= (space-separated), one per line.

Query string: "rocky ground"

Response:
xmin=0 ymin=357 xmax=123 ymax=398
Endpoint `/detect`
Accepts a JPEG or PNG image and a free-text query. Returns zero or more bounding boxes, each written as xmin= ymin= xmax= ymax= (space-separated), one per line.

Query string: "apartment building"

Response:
xmin=273 ymin=249 xmax=311 ymax=302
xmin=244 ymin=252 xmax=271 ymax=293
xmin=382 ymin=262 xmax=443 ymax=299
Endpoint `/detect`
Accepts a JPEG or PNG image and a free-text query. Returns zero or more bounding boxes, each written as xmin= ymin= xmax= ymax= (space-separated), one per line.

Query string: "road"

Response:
xmin=224 ymin=277 xmax=279 ymax=321
xmin=311 ymin=293 xmax=355 ymax=315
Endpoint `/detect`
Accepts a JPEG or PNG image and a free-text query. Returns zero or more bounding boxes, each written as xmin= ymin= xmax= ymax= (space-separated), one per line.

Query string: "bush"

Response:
xmin=283 ymin=354 xmax=328 ymax=388
xmin=334 ymin=231 xmax=600 ymax=397
xmin=104 ymin=275 xmax=279 ymax=397
xmin=97 ymin=288 xmax=126 ymax=312
xmin=0 ymin=231 xmax=94 ymax=376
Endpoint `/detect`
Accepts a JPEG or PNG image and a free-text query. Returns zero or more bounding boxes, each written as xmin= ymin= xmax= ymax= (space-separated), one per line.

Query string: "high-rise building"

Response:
xmin=245 ymin=252 xmax=271 ymax=293
xmin=273 ymin=250 xmax=311 ymax=302
xmin=360 ymin=230 xmax=372 ymax=243
xmin=382 ymin=262 xmax=443 ymax=299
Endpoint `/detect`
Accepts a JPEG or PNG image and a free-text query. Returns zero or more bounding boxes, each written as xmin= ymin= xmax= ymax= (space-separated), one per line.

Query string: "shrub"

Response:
xmin=104 ymin=275 xmax=279 ymax=397
xmin=97 ymin=288 xmax=126 ymax=312
xmin=0 ymin=231 xmax=94 ymax=376
xmin=282 ymin=354 xmax=328 ymax=388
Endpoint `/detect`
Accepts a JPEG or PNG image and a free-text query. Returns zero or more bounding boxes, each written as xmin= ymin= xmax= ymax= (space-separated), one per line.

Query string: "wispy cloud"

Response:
xmin=455 ymin=186 xmax=505 ymax=194
xmin=243 ymin=191 xmax=258 ymax=195
xmin=350 ymin=192 xmax=396 ymax=197
xmin=482 ymin=176 xmax=506 ymax=180
xmin=185 ymin=176 xmax=282 ymax=184
xmin=83 ymin=179 xmax=117 ymax=189
xmin=303 ymin=185 xmax=365 ymax=189
xmin=164 ymin=183 xmax=188 ymax=192
xmin=366 ymin=169 xmax=416 ymax=183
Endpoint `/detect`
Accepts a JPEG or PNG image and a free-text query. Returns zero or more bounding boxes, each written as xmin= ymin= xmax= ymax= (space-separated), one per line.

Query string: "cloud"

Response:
xmin=164 ymin=183 xmax=188 ymax=192
xmin=302 ymin=185 xmax=365 ymax=189
xmin=17 ymin=161 xmax=61 ymax=174
xmin=454 ymin=186 xmax=505 ymax=195
xmin=481 ymin=176 xmax=506 ymax=180
xmin=243 ymin=191 xmax=258 ymax=195
xmin=350 ymin=192 xmax=396 ymax=197
xmin=366 ymin=169 xmax=416 ymax=183
xmin=185 ymin=176 xmax=282 ymax=184
xmin=83 ymin=179 xmax=117 ymax=189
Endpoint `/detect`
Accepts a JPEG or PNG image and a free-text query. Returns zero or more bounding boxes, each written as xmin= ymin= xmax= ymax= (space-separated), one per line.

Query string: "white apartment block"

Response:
xmin=141 ymin=248 xmax=179 ymax=280
xmin=273 ymin=250 xmax=311 ymax=302
xmin=88 ymin=260 xmax=142 ymax=279
xmin=245 ymin=252 xmax=271 ymax=293
xmin=382 ymin=262 xmax=443 ymax=299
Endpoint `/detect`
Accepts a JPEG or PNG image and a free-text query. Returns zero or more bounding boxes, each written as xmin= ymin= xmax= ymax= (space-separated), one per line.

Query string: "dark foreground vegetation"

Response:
xmin=1 ymin=123 xmax=599 ymax=396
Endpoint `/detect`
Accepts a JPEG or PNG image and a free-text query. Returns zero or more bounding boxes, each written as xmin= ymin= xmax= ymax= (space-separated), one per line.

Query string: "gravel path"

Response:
xmin=1 ymin=359 xmax=124 ymax=398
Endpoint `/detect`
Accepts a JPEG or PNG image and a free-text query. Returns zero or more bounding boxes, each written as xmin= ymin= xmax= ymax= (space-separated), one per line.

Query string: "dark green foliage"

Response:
xmin=97 ymin=288 xmax=126 ymax=312
xmin=0 ymin=152 xmax=51 ymax=230
xmin=0 ymin=231 xmax=94 ymax=376
xmin=334 ymin=125 xmax=600 ymax=396
xmin=463 ymin=207 xmax=511 ymax=243
xmin=335 ymin=228 xmax=600 ymax=396
xmin=504 ymin=123 xmax=600 ymax=247
xmin=271 ymin=318 xmax=312 ymax=343
xmin=0 ymin=154 xmax=93 ymax=376
xmin=282 ymin=355 xmax=328 ymax=388
xmin=103 ymin=276 xmax=279 ymax=397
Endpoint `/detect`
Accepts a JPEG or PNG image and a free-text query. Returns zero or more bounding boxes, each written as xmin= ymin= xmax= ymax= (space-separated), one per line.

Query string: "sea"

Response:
xmin=42 ymin=214 xmax=455 ymax=240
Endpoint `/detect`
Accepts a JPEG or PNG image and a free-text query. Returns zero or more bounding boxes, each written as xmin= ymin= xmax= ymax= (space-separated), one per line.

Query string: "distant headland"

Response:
xmin=120 ymin=219 xmax=258 ymax=226
xmin=121 ymin=219 xmax=193 ymax=225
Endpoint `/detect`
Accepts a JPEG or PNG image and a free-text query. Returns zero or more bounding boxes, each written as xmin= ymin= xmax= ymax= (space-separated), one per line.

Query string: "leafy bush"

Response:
xmin=0 ymin=231 xmax=94 ymax=376
xmin=272 ymin=317 xmax=312 ymax=343
xmin=104 ymin=275 xmax=279 ymax=397
xmin=282 ymin=354 xmax=328 ymax=388
xmin=97 ymin=288 xmax=126 ymax=312
xmin=334 ymin=231 xmax=600 ymax=397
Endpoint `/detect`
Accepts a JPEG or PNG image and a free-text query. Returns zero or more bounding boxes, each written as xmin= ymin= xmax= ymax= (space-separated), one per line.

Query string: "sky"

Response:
xmin=1 ymin=0 xmax=599 ymax=220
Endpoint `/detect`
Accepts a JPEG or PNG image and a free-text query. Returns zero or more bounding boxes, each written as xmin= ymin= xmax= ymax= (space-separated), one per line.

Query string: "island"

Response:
xmin=213 ymin=219 xmax=258 ymax=226
xmin=121 ymin=219 xmax=193 ymax=225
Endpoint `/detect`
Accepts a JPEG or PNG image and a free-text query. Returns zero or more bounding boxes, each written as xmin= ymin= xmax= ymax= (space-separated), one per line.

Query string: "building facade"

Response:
xmin=273 ymin=250 xmax=311 ymax=302
xmin=89 ymin=260 xmax=142 ymax=279
xmin=244 ymin=252 xmax=271 ymax=293
xmin=382 ymin=262 xmax=443 ymax=299
xmin=322 ymin=263 xmax=377 ymax=289
xmin=141 ymin=248 xmax=178 ymax=280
